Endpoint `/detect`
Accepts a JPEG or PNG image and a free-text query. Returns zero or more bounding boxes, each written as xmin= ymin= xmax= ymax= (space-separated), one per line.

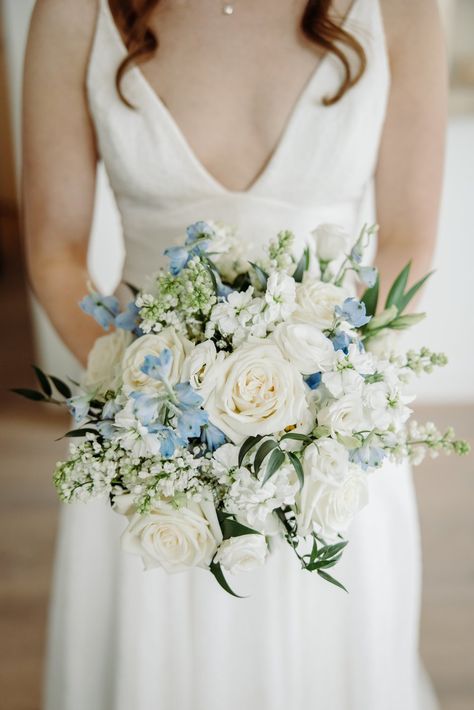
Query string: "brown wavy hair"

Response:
xmin=109 ymin=0 xmax=366 ymax=109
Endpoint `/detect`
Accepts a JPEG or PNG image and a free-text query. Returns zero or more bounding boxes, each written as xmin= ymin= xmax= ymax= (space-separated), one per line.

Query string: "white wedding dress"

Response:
xmin=45 ymin=1 xmax=439 ymax=708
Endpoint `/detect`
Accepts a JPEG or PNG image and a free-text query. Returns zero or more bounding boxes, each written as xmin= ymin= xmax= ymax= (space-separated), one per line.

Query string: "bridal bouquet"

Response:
xmin=15 ymin=221 xmax=469 ymax=594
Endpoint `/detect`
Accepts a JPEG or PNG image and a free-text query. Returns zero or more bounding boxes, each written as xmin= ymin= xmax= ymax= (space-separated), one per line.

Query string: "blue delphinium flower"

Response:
xmin=130 ymin=391 xmax=163 ymax=427
xmin=358 ymin=266 xmax=378 ymax=288
xmin=97 ymin=420 xmax=117 ymax=439
xmin=66 ymin=394 xmax=90 ymax=423
xmin=80 ymin=293 xmax=120 ymax=330
xmin=335 ymin=297 xmax=371 ymax=328
xmin=174 ymin=382 xmax=204 ymax=410
xmin=350 ymin=445 xmax=386 ymax=471
xmin=140 ymin=349 xmax=173 ymax=383
xmin=174 ymin=383 xmax=209 ymax=439
xmin=102 ymin=398 xmax=122 ymax=420
xmin=201 ymin=422 xmax=226 ymax=451
xmin=186 ymin=221 xmax=214 ymax=246
xmin=115 ymin=302 xmax=141 ymax=332
xmin=304 ymin=372 xmax=322 ymax=390
xmin=331 ymin=330 xmax=351 ymax=353
xmin=147 ymin=423 xmax=186 ymax=458
xmin=164 ymin=246 xmax=191 ymax=275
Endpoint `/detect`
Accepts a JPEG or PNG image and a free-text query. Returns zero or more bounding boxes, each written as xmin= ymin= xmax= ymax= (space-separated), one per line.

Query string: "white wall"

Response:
xmin=2 ymin=0 xmax=473 ymax=402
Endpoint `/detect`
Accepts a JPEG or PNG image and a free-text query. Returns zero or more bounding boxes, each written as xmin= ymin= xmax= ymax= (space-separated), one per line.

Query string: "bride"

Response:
xmin=23 ymin=1 xmax=446 ymax=708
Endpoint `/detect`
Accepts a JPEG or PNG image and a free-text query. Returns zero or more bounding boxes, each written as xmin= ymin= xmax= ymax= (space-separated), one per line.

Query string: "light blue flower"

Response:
xmin=331 ymin=331 xmax=351 ymax=353
xmin=147 ymin=423 xmax=185 ymax=458
xmin=66 ymin=394 xmax=90 ymax=423
xmin=140 ymin=349 xmax=173 ymax=383
xmin=335 ymin=297 xmax=371 ymax=328
xmin=115 ymin=302 xmax=140 ymax=332
xmin=130 ymin=391 xmax=162 ymax=427
xmin=177 ymin=408 xmax=209 ymax=439
xmin=304 ymin=372 xmax=322 ymax=390
xmin=358 ymin=266 xmax=378 ymax=288
xmin=186 ymin=221 xmax=214 ymax=246
xmin=102 ymin=398 xmax=122 ymax=420
xmin=350 ymin=445 xmax=386 ymax=471
xmin=201 ymin=422 xmax=226 ymax=451
xmin=174 ymin=382 xmax=204 ymax=410
xmin=97 ymin=420 xmax=117 ymax=439
xmin=164 ymin=246 xmax=190 ymax=275
xmin=80 ymin=293 xmax=120 ymax=330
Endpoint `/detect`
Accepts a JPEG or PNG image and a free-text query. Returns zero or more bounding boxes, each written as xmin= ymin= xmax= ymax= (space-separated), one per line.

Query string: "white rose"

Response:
xmin=205 ymin=339 xmax=310 ymax=444
xmin=302 ymin=438 xmax=350 ymax=485
xmin=271 ymin=322 xmax=336 ymax=375
xmin=121 ymin=498 xmax=222 ymax=573
xmin=214 ymin=534 xmax=268 ymax=574
xmin=317 ymin=394 xmax=364 ymax=438
xmin=296 ymin=468 xmax=368 ymax=539
xmin=182 ymin=340 xmax=226 ymax=397
xmin=292 ymin=278 xmax=349 ymax=330
xmin=312 ymin=223 xmax=352 ymax=262
xmin=82 ymin=329 xmax=134 ymax=394
xmin=365 ymin=329 xmax=401 ymax=359
xmin=121 ymin=328 xmax=192 ymax=393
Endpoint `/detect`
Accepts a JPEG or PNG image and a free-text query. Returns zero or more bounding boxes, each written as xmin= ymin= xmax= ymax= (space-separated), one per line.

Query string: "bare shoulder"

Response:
xmin=28 ymin=0 xmax=99 ymax=76
xmin=379 ymin=0 xmax=445 ymax=64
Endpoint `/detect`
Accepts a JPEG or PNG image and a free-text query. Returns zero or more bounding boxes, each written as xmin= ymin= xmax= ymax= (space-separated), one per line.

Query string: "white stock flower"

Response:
xmin=113 ymin=401 xmax=162 ymax=457
xmin=292 ymin=278 xmax=348 ymax=331
xmin=121 ymin=328 xmax=192 ymax=393
xmin=264 ymin=271 xmax=296 ymax=322
xmin=312 ymin=223 xmax=352 ymax=262
xmin=205 ymin=339 xmax=310 ymax=443
xmin=206 ymin=220 xmax=248 ymax=283
xmin=302 ymin=438 xmax=350 ymax=485
xmin=215 ymin=534 xmax=268 ymax=574
xmin=271 ymin=322 xmax=336 ymax=375
xmin=121 ymin=498 xmax=222 ymax=573
xmin=182 ymin=340 xmax=226 ymax=397
xmin=82 ymin=329 xmax=134 ymax=395
xmin=296 ymin=467 xmax=369 ymax=540
xmin=317 ymin=394 xmax=364 ymax=438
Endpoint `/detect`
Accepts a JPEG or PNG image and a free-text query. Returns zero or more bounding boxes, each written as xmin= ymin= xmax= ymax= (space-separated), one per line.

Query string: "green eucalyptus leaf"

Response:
xmin=49 ymin=375 xmax=72 ymax=399
xmin=317 ymin=569 xmax=348 ymax=592
xmin=288 ymin=451 xmax=304 ymax=488
xmin=385 ymin=261 xmax=411 ymax=310
xmin=32 ymin=365 xmax=52 ymax=397
xmin=11 ymin=388 xmax=47 ymax=402
xmin=254 ymin=440 xmax=279 ymax=474
xmin=361 ymin=274 xmax=379 ymax=318
xmin=262 ymin=448 xmax=285 ymax=484
xmin=238 ymin=435 xmax=262 ymax=468
xmin=209 ymin=561 xmax=244 ymax=598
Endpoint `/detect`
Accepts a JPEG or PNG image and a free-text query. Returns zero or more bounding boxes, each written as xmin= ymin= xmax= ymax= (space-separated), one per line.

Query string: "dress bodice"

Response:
xmin=87 ymin=0 xmax=389 ymax=286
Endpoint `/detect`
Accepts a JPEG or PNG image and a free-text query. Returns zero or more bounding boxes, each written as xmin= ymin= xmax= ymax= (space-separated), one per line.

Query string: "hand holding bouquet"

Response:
xmin=15 ymin=221 xmax=469 ymax=595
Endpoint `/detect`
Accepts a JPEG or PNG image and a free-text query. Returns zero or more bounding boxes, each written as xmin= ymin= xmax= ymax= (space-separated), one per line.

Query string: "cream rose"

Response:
xmin=312 ymin=223 xmax=352 ymax=262
xmin=205 ymin=340 xmax=309 ymax=444
xmin=271 ymin=322 xmax=336 ymax=375
xmin=296 ymin=468 xmax=368 ymax=540
xmin=182 ymin=340 xmax=225 ymax=397
xmin=214 ymin=534 xmax=268 ymax=574
xmin=317 ymin=394 xmax=364 ymax=438
xmin=121 ymin=498 xmax=222 ymax=573
xmin=82 ymin=329 xmax=134 ymax=394
xmin=292 ymin=279 xmax=349 ymax=330
xmin=121 ymin=328 xmax=192 ymax=393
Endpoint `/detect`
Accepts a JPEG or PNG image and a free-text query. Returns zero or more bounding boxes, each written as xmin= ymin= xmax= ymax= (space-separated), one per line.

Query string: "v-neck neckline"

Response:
xmin=102 ymin=0 xmax=359 ymax=196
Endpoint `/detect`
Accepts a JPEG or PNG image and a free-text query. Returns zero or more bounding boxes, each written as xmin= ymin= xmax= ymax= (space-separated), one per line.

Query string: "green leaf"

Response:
xmin=219 ymin=514 xmax=261 ymax=540
xmin=385 ymin=261 xmax=411 ymax=310
xmin=62 ymin=428 xmax=98 ymax=438
xmin=238 ymin=435 xmax=262 ymax=468
xmin=397 ymin=271 xmax=434 ymax=313
xmin=365 ymin=305 xmax=398 ymax=331
xmin=317 ymin=569 xmax=348 ymax=592
xmin=279 ymin=432 xmax=312 ymax=443
xmin=319 ymin=540 xmax=348 ymax=559
xmin=248 ymin=262 xmax=269 ymax=290
xmin=32 ymin=365 xmax=52 ymax=397
xmin=254 ymin=440 xmax=279 ymax=474
xmin=292 ymin=247 xmax=310 ymax=283
xmin=313 ymin=425 xmax=330 ymax=439
xmin=390 ymin=312 xmax=426 ymax=330
xmin=287 ymin=451 xmax=304 ymax=488
xmin=262 ymin=448 xmax=285 ymax=484
xmin=11 ymin=388 xmax=47 ymax=402
xmin=124 ymin=281 xmax=140 ymax=297
xmin=49 ymin=375 xmax=72 ymax=399
xmin=361 ymin=274 xmax=379 ymax=317
xmin=209 ymin=561 xmax=244 ymax=598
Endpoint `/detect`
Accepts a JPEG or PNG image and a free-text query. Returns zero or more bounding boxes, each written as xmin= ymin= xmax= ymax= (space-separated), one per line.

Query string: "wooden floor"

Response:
xmin=0 ymin=260 xmax=473 ymax=709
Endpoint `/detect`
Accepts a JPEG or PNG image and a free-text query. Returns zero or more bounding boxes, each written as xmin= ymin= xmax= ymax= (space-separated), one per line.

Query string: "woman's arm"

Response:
xmin=376 ymin=0 xmax=448 ymax=306
xmin=23 ymin=0 xmax=103 ymax=366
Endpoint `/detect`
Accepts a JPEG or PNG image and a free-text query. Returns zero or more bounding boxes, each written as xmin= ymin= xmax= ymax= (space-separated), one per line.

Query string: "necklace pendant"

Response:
xmin=222 ymin=3 xmax=234 ymax=15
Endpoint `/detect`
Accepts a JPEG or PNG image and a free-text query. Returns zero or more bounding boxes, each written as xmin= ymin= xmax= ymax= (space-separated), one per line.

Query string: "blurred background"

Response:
xmin=0 ymin=1 xmax=473 ymax=708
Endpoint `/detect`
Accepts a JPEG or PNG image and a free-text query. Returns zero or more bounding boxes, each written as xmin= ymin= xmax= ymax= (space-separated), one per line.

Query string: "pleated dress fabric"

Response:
xmin=45 ymin=1 xmax=439 ymax=708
